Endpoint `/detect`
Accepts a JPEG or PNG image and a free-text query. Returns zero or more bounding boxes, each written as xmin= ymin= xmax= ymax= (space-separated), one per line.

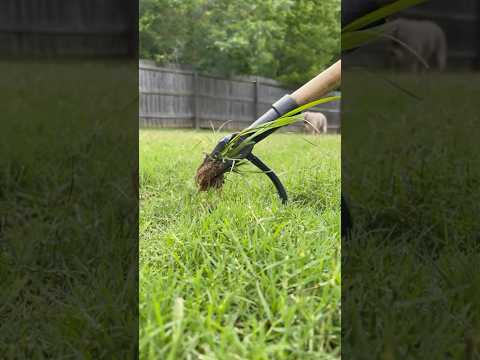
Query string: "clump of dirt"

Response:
xmin=195 ymin=156 xmax=231 ymax=191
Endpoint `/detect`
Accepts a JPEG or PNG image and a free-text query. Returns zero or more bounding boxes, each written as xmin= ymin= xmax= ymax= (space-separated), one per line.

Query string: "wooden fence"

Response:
xmin=139 ymin=60 xmax=341 ymax=133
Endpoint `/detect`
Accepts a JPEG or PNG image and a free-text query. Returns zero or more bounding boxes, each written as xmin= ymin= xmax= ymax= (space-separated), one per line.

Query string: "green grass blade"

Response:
xmin=282 ymin=96 xmax=341 ymax=118
xmin=221 ymin=95 xmax=341 ymax=159
xmin=237 ymin=115 xmax=304 ymax=149
xmin=341 ymin=25 xmax=386 ymax=51
xmin=225 ymin=115 xmax=304 ymax=158
xmin=342 ymin=25 xmax=429 ymax=68
xmin=342 ymin=0 xmax=428 ymax=33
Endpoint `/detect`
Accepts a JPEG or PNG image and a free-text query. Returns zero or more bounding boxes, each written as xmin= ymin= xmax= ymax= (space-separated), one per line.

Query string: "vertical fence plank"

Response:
xmin=254 ymin=78 xmax=260 ymax=120
xmin=139 ymin=63 xmax=341 ymax=132
xmin=193 ymin=71 xmax=199 ymax=129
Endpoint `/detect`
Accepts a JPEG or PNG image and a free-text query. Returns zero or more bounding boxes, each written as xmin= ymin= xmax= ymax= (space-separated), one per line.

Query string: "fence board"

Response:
xmin=139 ymin=61 xmax=341 ymax=133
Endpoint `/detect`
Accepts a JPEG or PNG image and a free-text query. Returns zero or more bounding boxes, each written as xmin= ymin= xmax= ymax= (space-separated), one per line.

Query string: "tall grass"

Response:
xmin=140 ymin=129 xmax=341 ymax=359
xmin=342 ymin=71 xmax=480 ymax=358
xmin=0 ymin=60 xmax=137 ymax=357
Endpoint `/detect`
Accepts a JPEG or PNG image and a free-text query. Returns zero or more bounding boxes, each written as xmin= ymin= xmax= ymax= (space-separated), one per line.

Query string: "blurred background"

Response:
xmin=342 ymin=1 xmax=480 ymax=358
xmin=0 ymin=0 xmax=138 ymax=357
xmin=0 ymin=0 xmax=136 ymax=57
xmin=345 ymin=0 xmax=480 ymax=70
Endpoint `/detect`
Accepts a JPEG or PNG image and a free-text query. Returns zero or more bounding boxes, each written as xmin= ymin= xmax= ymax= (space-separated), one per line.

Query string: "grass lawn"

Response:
xmin=139 ymin=129 xmax=341 ymax=359
xmin=342 ymin=71 xmax=480 ymax=358
xmin=0 ymin=60 xmax=137 ymax=357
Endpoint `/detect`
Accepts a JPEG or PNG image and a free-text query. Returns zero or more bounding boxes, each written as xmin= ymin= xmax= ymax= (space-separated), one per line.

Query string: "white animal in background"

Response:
xmin=304 ymin=111 xmax=328 ymax=135
xmin=387 ymin=18 xmax=447 ymax=72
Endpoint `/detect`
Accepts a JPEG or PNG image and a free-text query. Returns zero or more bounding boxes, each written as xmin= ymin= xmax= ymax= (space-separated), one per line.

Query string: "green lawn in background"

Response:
xmin=0 ymin=61 xmax=137 ymax=357
xmin=342 ymin=71 xmax=480 ymax=359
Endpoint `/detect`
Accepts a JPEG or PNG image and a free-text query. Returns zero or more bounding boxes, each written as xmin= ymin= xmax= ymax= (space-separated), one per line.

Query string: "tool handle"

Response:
xmin=227 ymin=60 xmax=341 ymax=147
xmin=291 ymin=60 xmax=341 ymax=105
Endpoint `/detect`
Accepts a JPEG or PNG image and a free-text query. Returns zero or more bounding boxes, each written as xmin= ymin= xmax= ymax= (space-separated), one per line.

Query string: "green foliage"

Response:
xmin=221 ymin=95 xmax=341 ymax=160
xmin=278 ymin=0 xmax=340 ymax=86
xmin=140 ymin=0 xmax=340 ymax=87
xmin=140 ymin=129 xmax=341 ymax=359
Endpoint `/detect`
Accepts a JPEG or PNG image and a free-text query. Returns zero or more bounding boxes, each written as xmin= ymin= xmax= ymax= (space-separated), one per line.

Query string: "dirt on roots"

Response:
xmin=195 ymin=156 xmax=231 ymax=191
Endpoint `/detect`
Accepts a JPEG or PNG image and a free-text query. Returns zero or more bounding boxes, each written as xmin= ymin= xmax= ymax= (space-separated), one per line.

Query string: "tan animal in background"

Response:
xmin=387 ymin=18 xmax=447 ymax=72
xmin=304 ymin=111 xmax=328 ymax=135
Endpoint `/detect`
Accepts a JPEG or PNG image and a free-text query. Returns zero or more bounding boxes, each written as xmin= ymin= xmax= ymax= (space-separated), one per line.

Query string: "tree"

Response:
xmin=277 ymin=0 xmax=340 ymax=86
xmin=139 ymin=0 xmax=340 ymax=87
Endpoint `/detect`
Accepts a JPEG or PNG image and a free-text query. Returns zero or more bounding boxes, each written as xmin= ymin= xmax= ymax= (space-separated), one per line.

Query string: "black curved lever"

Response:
xmin=246 ymin=153 xmax=287 ymax=204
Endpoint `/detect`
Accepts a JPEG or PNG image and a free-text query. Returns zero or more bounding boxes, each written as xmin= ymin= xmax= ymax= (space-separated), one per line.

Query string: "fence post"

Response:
xmin=254 ymin=78 xmax=260 ymax=120
xmin=193 ymin=71 xmax=200 ymax=129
